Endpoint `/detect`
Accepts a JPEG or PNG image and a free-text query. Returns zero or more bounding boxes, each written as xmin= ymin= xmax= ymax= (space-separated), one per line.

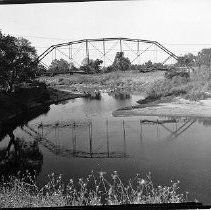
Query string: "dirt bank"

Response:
xmin=113 ymin=97 xmax=211 ymax=118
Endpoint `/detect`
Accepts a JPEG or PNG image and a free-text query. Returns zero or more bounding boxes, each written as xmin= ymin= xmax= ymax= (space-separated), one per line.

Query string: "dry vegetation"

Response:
xmin=0 ymin=171 xmax=187 ymax=208
xmin=39 ymin=71 xmax=164 ymax=94
xmin=143 ymin=67 xmax=211 ymax=104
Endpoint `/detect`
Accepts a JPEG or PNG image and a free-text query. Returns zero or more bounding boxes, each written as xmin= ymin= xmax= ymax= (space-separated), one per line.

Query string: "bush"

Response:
xmin=190 ymin=66 xmax=211 ymax=82
xmin=165 ymin=69 xmax=190 ymax=81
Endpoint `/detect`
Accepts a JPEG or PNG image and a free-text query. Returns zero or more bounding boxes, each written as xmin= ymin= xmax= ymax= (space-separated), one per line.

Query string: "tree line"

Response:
xmin=1 ymin=31 xmax=211 ymax=92
xmin=46 ymin=49 xmax=211 ymax=75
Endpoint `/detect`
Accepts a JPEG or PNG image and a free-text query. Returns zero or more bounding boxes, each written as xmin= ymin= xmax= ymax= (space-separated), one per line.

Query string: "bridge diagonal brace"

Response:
xmin=131 ymin=44 xmax=154 ymax=64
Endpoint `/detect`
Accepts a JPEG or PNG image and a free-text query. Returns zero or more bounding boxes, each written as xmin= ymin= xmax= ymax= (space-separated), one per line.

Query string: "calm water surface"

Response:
xmin=1 ymin=93 xmax=211 ymax=204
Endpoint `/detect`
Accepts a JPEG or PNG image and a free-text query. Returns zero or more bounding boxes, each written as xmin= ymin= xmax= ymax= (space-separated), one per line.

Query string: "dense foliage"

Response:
xmin=80 ymin=58 xmax=103 ymax=74
xmin=176 ymin=48 xmax=211 ymax=68
xmin=112 ymin=52 xmax=131 ymax=71
xmin=0 ymin=31 xmax=38 ymax=92
xmin=48 ymin=59 xmax=71 ymax=75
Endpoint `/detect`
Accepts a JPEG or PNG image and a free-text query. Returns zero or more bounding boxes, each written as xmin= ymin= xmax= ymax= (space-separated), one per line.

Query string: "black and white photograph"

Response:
xmin=0 ymin=0 xmax=211 ymax=208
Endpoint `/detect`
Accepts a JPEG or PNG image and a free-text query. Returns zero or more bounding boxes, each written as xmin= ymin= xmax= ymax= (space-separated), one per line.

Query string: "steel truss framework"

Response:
xmin=38 ymin=37 xmax=182 ymax=68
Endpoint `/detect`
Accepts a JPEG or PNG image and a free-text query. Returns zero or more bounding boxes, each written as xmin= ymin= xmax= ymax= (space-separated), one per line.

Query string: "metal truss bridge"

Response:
xmin=38 ymin=37 xmax=181 ymax=68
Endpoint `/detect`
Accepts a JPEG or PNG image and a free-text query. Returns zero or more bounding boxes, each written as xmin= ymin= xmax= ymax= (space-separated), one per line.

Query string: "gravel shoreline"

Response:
xmin=113 ymin=97 xmax=211 ymax=119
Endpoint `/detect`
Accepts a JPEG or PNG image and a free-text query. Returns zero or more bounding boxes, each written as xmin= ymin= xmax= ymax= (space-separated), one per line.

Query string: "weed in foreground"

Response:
xmin=0 ymin=171 xmax=188 ymax=208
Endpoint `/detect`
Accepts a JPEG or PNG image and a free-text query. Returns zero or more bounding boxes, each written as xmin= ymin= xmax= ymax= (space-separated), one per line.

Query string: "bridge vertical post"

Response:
xmin=54 ymin=48 xmax=57 ymax=60
xmin=137 ymin=40 xmax=140 ymax=65
xmin=155 ymin=44 xmax=157 ymax=63
xmin=69 ymin=44 xmax=73 ymax=60
xmin=86 ymin=39 xmax=90 ymax=65
xmin=120 ymin=38 xmax=122 ymax=53
xmin=103 ymin=38 xmax=106 ymax=67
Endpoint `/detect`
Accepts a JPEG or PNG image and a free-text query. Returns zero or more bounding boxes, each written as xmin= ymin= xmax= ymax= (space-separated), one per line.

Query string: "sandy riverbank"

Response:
xmin=113 ymin=97 xmax=211 ymax=118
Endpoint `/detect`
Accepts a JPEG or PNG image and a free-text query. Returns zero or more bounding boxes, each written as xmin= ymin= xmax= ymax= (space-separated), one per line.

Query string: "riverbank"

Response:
xmin=0 ymin=87 xmax=84 ymax=132
xmin=39 ymin=71 xmax=164 ymax=94
xmin=113 ymin=96 xmax=211 ymax=118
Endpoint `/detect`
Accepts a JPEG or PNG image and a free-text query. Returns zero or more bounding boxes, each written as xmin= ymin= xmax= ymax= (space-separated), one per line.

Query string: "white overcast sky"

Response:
xmin=0 ymin=0 xmax=211 ymax=56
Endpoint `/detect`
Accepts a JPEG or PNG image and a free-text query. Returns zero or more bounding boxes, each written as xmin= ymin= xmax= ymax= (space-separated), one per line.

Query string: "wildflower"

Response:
xmin=69 ymin=179 xmax=73 ymax=183
xmin=140 ymin=179 xmax=146 ymax=185
xmin=111 ymin=174 xmax=117 ymax=180
xmin=99 ymin=171 xmax=106 ymax=178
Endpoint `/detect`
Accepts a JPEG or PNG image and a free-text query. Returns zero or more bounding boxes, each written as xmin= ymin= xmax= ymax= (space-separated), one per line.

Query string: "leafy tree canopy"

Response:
xmin=176 ymin=53 xmax=196 ymax=67
xmin=48 ymin=58 xmax=71 ymax=74
xmin=196 ymin=48 xmax=211 ymax=67
xmin=0 ymin=31 xmax=38 ymax=92
xmin=80 ymin=58 xmax=103 ymax=74
xmin=112 ymin=52 xmax=131 ymax=71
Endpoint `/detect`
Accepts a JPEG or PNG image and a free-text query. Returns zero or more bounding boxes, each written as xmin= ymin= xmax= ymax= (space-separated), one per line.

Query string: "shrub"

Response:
xmin=184 ymin=90 xmax=208 ymax=101
xmin=165 ymin=69 xmax=190 ymax=81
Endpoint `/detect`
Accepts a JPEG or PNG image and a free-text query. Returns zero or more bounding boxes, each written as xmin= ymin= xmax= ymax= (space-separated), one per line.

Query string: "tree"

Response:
xmin=92 ymin=59 xmax=103 ymax=73
xmin=80 ymin=58 xmax=103 ymax=74
xmin=0 ymin=134 xmax=43 ymax=178
xmin=176 ymin=53 xmax=196 ymax=67
xmin=0 ymin=31 xmax=38 ymax=92
xmin=48 ymin=58 xmax=70 ymax=75
xmin=36 ymin=63 xmax=48 ymax=76
xmin=196 ymin=48 xmax=211 ymax=67
xmin=112 ymin=52 xmax=131 ymax=71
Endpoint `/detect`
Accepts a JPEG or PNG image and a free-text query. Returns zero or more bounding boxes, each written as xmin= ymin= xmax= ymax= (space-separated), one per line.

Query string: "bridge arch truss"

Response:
xmin=38 ymin=37 xmax=180 ymax=68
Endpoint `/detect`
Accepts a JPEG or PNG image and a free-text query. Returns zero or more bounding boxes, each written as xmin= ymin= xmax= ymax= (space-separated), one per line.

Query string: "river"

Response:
xmin=1 ymin=92 xmax=211 ymax=204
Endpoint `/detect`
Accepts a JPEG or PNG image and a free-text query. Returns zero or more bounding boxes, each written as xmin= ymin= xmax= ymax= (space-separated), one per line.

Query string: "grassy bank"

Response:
xmin=40 ymin=67 xmax=211 ymax=103
xmin=0 ymin=172 xmax=188 ymax=208
xmin=140 ymin=67 xmax=211 ymax=104
xmin=39 ymin=71 xmax=164 ymax=94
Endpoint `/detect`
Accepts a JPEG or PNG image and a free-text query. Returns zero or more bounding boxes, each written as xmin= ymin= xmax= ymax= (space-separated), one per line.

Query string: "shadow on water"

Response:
xmin=0 ymin=106 xmax=50 ymax=178
xmin=0 ymin=133 xmax=43 ymax=180
xmin=0 ymin=106 xmax=50 ymax=141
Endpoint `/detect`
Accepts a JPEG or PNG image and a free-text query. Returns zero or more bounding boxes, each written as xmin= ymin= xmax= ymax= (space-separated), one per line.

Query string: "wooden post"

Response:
xmin=140 ymin=121 xmax=143 ymax=144
xmin=106 ymin=119 xmax=109 ymax=157
xmin=89 ymin=122 xmax=93 ymax=157
xmin=123 ymin=120 xmax=126 ymax=157
xmin=72 ymin=122 xmax=76 ymax=156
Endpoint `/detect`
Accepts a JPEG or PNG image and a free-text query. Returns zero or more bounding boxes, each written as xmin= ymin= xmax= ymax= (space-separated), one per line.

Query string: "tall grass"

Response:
xmin=0 ymin=171 xmax=188 ymax=208
xmin=144 ymin=67 xmax=211 ymax=102
xmin=41 ymin=71 xmax=164 ymax=94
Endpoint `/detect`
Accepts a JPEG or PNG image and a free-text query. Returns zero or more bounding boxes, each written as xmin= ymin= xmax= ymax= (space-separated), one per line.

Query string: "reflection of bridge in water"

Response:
xmin=21 ymin=117 xmax=196 ymax=159
xmin=21 ymin=121 xmax=129 ymax=159
xmin=139 ymin=118 xmax=196 ymax=143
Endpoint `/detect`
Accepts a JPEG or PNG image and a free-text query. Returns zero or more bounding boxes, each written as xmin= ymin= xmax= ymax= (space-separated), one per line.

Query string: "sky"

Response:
xmin=0 ymin=0 xmax=211 ymax=59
